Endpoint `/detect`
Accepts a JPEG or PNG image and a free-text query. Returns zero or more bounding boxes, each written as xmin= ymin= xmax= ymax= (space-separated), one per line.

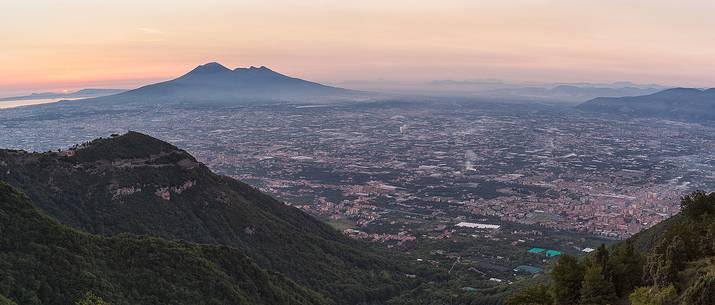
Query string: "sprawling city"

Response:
xmin=2 ymin=98 xmax=714 ymax=287
xmin=3 ymin=101 xmax=712 ymax=238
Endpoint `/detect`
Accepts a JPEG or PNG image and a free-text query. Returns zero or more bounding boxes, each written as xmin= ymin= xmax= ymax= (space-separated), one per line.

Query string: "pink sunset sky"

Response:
xmin=2 ymin=0 xmax=714 ymax=96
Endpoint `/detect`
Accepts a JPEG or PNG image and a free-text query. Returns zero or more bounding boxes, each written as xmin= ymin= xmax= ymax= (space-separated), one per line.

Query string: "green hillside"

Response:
xmin=0 ymin=182 xmax=328 ymax=305
xmin=627 ymin=214 xmax=682 ymax=252
xmin=0 ymin=132 xmax=415 ymax=304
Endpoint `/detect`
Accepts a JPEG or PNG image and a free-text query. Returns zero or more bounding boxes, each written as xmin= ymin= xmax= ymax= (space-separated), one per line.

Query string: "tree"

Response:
xmin=646 ymin=234 xmax=687 ymax=289
xmin=74 ymin=292 xmax=110 ymax=305
xmin=592 ymin=244 xmax=609 ymax=267
xmin=661 ymin=236 xmax=686 ymax=287
xmin=504 ymin=284 xmax=553 ymax=305
xmin=550 ymin=255 xmax=584 ymax=305
xmin=680 ymin=274 xmax=715 ymax=305
xmin=628 ymin=285 xmax=677 ymax=305
xmin=611 ymin=241 xmax=644 ymax=297
xmin=680 ymin=191 xmax=715 ymax=220
xmin=592 ymin=244 xmax=612 ymax=280
xmin=709 ymin=220 xmax=715 ymax=256
xmin=579 ymin=263 xmax=616 ymax=305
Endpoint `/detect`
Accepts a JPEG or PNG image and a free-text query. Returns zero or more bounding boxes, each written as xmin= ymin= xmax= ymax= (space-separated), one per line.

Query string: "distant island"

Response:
xmin=0 ymin=88 xmax=125 ymax=102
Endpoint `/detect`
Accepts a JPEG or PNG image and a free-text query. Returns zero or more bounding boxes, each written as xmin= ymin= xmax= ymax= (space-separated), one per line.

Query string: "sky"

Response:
xmin=1 ymin=0 xmax=714 ymax=96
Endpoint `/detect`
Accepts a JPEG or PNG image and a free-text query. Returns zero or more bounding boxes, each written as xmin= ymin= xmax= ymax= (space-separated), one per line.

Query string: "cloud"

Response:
xmin=138 ymin=28 xmax=163 ymax=35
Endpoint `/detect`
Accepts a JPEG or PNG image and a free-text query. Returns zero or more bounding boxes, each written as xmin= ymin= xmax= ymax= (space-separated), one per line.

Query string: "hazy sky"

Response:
xmin=2 ymin=0 xmax=714 ymax=95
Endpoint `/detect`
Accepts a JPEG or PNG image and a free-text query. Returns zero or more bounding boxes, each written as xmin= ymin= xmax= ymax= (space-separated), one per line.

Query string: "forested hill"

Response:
xmin=0 ymin=132 xmax=417 ymax=304
xmin=0 ymin=182 xmax=329 ymax=305
xmin=505 ymin=191 xmax=715 ymax=305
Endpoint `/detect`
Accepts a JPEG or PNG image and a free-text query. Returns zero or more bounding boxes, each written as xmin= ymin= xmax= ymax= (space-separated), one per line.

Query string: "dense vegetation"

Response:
xmin=505 ymin=191 xmax=715 ymax=305
xmin=0 ymin=182 xmax=329 ymax=305
xmin=0 ymin=295 xmax=17 ymax=305
xmin=0 ymin=132 xmax=420 ymax=304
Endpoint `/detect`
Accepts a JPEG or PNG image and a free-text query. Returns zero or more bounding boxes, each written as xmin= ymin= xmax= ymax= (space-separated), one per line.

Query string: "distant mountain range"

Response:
xmin=3 ymin=66 xmax=676 ymax=107
xmin=0 ymin=88 xmax=125 ymax=101
xmin=577 ymin=88 xmax=715 ymax=121
xmin=77 ymin=62 xmax=361 ymax=105
xmin=336 ymin=79 xmax=666 ymax=103
xmin=477 ymin=85 xmax=665 ymax=103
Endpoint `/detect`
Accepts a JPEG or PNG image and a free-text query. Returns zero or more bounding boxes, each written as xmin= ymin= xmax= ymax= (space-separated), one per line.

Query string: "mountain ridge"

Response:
xmin=577 ymin=87 xmax=715 ymax=121
xmin=73 ymin=62 xmax=362 ymax=105
xmin=0 ymin=131 xmax=415 ymax=304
